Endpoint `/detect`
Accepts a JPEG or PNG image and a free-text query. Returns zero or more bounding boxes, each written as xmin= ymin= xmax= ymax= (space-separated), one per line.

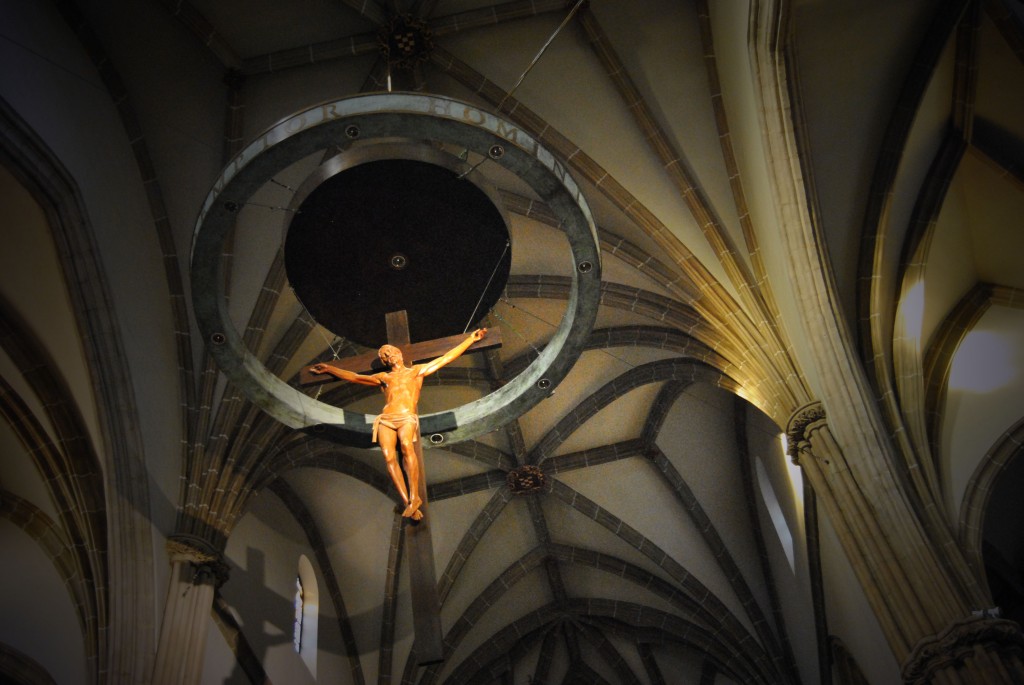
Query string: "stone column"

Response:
xmin=787 ymin=402 xmax=917 ymax=649
xmin=787 ymin=403 xmax=1024 ymax=683
xmin=151 ymin=536 xmax=230 ymax=685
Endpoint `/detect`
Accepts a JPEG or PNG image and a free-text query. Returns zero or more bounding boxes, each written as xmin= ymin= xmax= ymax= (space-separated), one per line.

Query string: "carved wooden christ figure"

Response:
xmin=309 ymin=328 xmax=486 ymax=520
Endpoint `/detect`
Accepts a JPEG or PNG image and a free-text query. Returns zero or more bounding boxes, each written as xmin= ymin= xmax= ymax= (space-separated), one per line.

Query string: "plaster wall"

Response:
xmin=0 ymin=521 xmax=87 ymax=685
xmin=220 ymin=489 xmax=346 ymax=685
xmin=818 ymin=509 xmax=900 ymax=684
xmin=0 ymin=0 xmax=181 ymax=553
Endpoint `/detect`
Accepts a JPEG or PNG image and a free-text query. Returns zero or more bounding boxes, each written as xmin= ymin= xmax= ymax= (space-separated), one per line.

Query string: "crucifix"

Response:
xmin=300 ymin=310 xmax=500 ymax=663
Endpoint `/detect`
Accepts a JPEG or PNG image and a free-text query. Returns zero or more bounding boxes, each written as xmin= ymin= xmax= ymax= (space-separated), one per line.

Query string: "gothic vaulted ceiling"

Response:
xmin=1 ymin=0 xmax=1023 ymax=683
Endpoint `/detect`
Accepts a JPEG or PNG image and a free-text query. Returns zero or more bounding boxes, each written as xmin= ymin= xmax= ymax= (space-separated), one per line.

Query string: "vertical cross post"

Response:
xmin=384 ymin=311 xmax=444 ymax=665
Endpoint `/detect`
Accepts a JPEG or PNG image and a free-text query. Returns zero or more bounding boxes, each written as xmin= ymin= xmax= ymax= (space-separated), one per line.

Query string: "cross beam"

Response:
xmin=298 ymin=321 xmax=501 ymax=384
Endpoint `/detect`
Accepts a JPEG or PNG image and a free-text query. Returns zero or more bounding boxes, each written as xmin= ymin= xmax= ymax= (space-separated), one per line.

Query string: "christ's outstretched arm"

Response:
xmin=418 ymin=328 xmax=486 ymax=376
xmin=308 ymin=363 xmax=383 ymax=386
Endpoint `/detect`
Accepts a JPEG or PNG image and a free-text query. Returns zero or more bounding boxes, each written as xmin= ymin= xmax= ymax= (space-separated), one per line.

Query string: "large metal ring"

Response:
xmin=191 ymin=93 xmax=601 ymax=446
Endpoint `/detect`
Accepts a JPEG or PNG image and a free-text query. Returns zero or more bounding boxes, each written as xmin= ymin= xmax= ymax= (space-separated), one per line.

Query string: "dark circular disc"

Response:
xmin=284 ymin=159 xmax=511 ymax=347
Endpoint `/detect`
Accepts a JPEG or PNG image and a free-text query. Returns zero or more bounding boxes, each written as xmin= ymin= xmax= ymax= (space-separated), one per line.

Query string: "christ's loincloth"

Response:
xmin=372 ymin=412 xmax=420 ymax=444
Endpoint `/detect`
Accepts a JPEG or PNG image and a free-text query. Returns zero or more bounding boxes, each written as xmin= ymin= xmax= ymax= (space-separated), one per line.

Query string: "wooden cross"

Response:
xmin=300 ymin=310 xmax=500 ymax=664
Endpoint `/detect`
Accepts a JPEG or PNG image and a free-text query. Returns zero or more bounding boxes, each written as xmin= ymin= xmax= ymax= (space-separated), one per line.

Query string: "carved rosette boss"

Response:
xmin=507 ymin=465 xmax=546 ymax=495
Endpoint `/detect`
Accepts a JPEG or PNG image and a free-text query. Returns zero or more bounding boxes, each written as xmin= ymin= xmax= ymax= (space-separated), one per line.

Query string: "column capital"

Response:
xmin=166 ymin=534 xmax=230 ymax=587
xmin=166 ymin=534 xmax=219 ymax=563
xmin=785 ymin=401 xmax=826 ymax=464
xmin=901 ymin=614 xmax=1024 ymax=684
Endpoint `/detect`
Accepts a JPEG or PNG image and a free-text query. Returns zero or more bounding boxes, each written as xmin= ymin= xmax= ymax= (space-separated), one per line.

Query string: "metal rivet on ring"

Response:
xmin=488 ymin=144 xmax=505 ymax=159
xmin=537 ymin=378 xmax=551 ymax=390
xmin=345 ymin=124 xmax=360 ymax=139
xmin=577 ymin=261 xmax=593 ymax=273
xmin=211 ymin=332 xmax=226 ymax=345
xmin=389 ymin=253 xmax=408 ymax=270
xmin=429 ymin=433 xmax=445 ymax=445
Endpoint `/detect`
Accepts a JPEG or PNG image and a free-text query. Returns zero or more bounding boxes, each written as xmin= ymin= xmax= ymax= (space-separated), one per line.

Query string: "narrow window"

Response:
xmin=293 ymin=575 xmax=304 ymax=653
xmin=295 ymin=555 xmax=319 ymax=675
xmin=756 ymin=457 xmax=796 ymax=572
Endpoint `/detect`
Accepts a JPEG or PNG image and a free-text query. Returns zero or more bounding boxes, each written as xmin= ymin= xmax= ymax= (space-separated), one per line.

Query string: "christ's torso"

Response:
xmin=379 ymin=365 xmax=423 ymax=415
